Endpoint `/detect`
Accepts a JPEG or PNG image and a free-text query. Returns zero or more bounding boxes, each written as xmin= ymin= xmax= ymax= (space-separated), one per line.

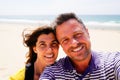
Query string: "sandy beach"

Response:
xmin=0 ymin=22 xmax=120 ymax=80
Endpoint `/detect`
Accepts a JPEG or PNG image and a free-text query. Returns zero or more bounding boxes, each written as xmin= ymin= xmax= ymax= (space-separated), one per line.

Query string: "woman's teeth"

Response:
xmin=45 ymin=54 xmax=53 ymax=58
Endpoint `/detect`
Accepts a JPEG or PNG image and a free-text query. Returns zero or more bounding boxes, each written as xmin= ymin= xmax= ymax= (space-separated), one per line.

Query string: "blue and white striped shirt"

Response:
xmin=40 ymin=51 xmax=120 ymax=80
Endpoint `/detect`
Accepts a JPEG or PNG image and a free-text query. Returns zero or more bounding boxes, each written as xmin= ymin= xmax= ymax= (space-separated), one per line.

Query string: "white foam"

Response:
xmin=0 ymin=19 xmax=50 ymax=25
xmin=85 ymin=21 xmax=120 ymax=30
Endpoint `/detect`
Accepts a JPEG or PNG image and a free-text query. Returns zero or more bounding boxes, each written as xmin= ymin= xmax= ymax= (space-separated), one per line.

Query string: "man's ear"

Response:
xmin=85 ymin=28 xmax=90 ymax=37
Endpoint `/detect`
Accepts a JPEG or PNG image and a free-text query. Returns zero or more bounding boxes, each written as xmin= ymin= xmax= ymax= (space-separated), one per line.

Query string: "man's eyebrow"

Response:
xmin=74 ymin=31 xmax=83 ymax=34
xmin=59 ymin=37 xmax=67 ymax=42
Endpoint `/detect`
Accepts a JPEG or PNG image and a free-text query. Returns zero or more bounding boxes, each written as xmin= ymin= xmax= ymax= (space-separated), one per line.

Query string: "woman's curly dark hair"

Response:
xmin=22 ymin=25 xmax=56 ymax=64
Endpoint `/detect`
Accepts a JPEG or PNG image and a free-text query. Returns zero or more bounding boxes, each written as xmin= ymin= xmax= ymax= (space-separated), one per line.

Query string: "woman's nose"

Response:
xmin=46 ymin=47 xmax=52 ymax=53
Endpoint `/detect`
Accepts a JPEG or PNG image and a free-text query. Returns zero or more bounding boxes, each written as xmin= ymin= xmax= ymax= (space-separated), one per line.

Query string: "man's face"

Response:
xmin=56 ymin=19 xmax=91 ymax=62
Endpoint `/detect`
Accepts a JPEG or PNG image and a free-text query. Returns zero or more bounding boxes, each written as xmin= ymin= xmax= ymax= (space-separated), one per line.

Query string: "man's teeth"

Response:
xmin=73 ymin=46 xmax=82 ymax=52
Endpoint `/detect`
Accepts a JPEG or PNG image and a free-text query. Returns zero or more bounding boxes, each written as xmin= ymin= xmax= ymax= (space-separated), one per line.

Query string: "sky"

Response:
xmin=0 ymin=0 xmax=120 ymax=15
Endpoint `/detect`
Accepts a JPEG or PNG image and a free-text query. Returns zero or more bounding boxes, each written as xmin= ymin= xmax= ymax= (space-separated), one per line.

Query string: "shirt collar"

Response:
xmin=64 ymin=56 xmax=74 ymax=70
xmin=63 ymin=51 xmax=98 ymax=72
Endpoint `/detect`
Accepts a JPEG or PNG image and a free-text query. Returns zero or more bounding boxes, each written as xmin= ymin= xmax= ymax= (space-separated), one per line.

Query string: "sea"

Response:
xmin=0 ymin=15 xmax=120 ymax=30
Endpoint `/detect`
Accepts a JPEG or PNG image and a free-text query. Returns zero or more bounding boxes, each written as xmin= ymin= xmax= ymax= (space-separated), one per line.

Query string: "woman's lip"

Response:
xmin=45 ymin=54 xmax=54 ymax=58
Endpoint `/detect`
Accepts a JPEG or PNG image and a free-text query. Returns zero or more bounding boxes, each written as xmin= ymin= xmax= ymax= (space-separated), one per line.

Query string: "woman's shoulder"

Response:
xmin=9 ymin=67 xmax=25 ymax=80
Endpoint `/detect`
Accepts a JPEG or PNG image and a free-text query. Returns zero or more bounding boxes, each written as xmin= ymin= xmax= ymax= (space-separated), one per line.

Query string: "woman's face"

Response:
xmin=33 ymin=33 xmax=59 ymax=66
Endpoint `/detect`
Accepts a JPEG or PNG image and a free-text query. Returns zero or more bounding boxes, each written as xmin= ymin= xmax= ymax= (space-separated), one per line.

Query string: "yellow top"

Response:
xmin=9 ymin=67 xmax=25 ymax=80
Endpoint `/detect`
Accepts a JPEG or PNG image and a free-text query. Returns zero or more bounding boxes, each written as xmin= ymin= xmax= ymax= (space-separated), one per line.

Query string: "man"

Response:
xmin=40 ymin=13 xmax=120 ymax=79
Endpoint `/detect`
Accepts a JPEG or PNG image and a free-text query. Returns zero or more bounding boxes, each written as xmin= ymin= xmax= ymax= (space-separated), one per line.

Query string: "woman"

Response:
xmin=9 ymin=25 xmax=59 ymax=80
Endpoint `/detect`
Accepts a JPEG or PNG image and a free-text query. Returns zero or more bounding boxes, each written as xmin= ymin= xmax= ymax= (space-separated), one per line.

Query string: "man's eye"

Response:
xmin=75 ymin=33 xmax=82 ymax=38
xmin=62 ymin=39 xmax=68 ymax=44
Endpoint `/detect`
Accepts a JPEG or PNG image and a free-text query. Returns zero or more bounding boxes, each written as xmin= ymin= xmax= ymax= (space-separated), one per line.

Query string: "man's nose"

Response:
xmin=70 ymin=38 xmax=78 ymax=47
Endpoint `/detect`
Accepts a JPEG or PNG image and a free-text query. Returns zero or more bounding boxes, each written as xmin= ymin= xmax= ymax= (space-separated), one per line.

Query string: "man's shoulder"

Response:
xmin=47 ymin=57 xmax=67 ymax=68
xmin=92 ymin=51 xmax=120 ymax=63
xmin=93 ymin=51 xmax=120 ymax=58
xmin=40 ymin=56 xmax=72 ymax=79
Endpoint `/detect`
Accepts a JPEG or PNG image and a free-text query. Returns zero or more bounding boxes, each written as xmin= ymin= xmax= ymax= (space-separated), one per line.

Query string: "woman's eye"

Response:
xmin=40 ymin=44 xmax=46 ymax=48
xmin=52 ymin=42 xmax=58 ymax=47
xmin=52 ymin=43 xmax=58 ymax=47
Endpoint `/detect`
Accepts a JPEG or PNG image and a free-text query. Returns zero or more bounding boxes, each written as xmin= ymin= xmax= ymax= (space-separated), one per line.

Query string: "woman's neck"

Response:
xmin=34 ymin=59 xmax=45 ymax=80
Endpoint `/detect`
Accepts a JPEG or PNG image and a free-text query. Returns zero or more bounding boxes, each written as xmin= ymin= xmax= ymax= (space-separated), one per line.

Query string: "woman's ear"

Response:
xmin=33 ymin=46 xmax=37 ymax=54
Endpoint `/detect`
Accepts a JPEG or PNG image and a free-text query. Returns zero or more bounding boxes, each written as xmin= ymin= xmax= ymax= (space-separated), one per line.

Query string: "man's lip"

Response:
xmin=71 ymin=45 xmax=84 ymax=52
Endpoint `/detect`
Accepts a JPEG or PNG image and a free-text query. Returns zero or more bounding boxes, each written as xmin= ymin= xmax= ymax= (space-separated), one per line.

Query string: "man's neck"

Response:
xmin=73 ymin=53 xmax=91 ymax=74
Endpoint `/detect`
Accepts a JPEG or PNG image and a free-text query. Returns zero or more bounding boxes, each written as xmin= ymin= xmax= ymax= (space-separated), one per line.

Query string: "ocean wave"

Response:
xmin=85 ymin=21 xmax=120 ymax=30
xmin=0 ymin=19 xmax=120 ymax=30
xmin=0 ymin=19 xmax=50 ymax=24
